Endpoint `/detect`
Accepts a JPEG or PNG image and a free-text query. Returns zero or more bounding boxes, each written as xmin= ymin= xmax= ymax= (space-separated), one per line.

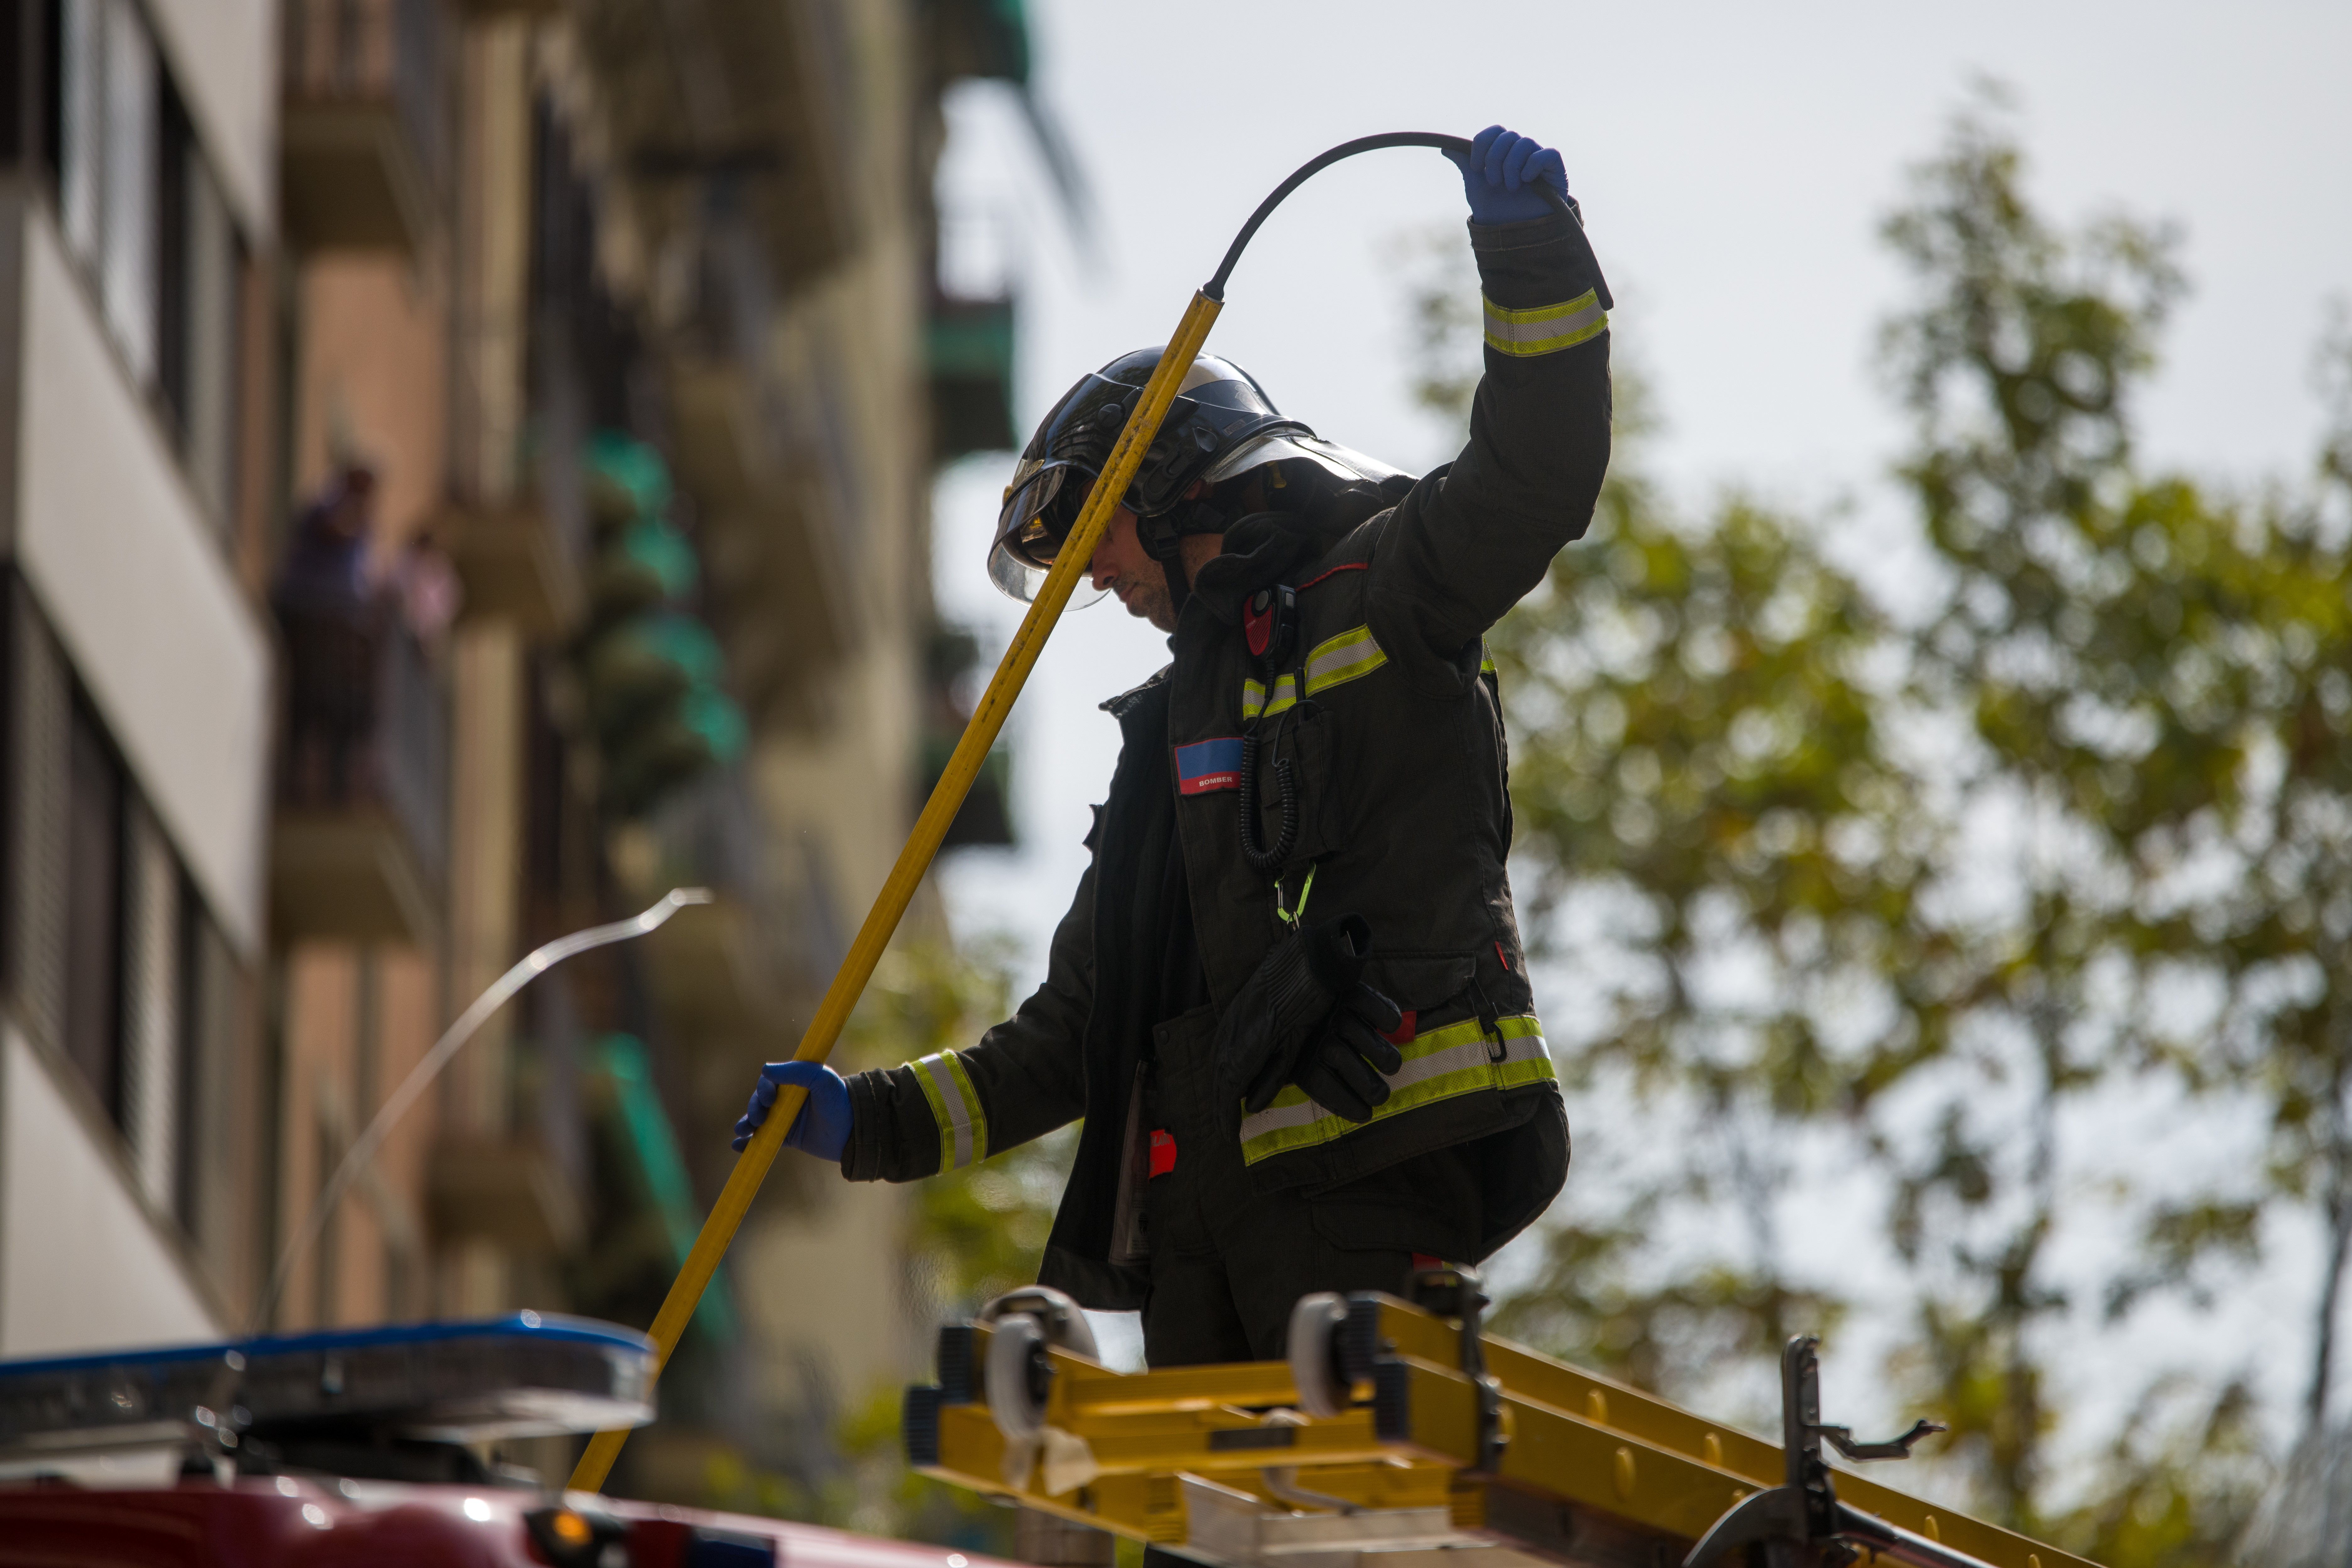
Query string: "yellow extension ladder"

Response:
xmin=903 ymin=1272 xmax=2095 ymax=1568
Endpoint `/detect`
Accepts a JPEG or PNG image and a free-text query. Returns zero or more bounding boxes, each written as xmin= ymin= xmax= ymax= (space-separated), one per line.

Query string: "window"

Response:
xmin=0 ymin=0 xmax=25 ymax=167
xmin=156 ymin=76 xmax=238 ymax=533
xmin=95 ymin=0 xmax=151 ymax=377
xmin=174 ymin=874 xmax=237 ymax=1242
xmin=6 ymin=586 xmax=243 ymax=1244
xmin=57 ymin=0 xmax=101 ymax=267
xmin=59 ymin=0 xmax=155 ymax=380
xmin=53 ymin=0 xmax=240 ymax=539
xmin=63 ymin=691 xmax=125 ymax=1126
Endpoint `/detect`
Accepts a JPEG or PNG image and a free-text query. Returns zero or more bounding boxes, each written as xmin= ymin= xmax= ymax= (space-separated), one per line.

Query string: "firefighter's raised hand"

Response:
xmin=733 ymin=1060 xmax=853 ymax=1159
xmin=1447 ymin=125 xmax=1568 ymax=225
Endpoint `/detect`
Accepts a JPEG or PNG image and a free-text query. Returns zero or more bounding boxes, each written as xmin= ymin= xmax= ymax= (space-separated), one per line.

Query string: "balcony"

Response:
xmin=280 ymin=0 xmax=447 ymax=254
xmin=575 ymin=0 xmax=854 ymax=292
xmin=620 ymin=773 xmax=792 ymax=1042
xmin=425 ymin=1138 xmax=582 ymax=1254
xmin=437 ymin=499 xmax=583 ymax=640
xmin=666 ymin=359 xmax=857 ymax=726
xmin=271 ymin=612 xmax=449 ymax=946
xmin=929 ymin=293 xmax=1018 ymax=462
xmin=921 ymin=624 xmax=1015 ymax=848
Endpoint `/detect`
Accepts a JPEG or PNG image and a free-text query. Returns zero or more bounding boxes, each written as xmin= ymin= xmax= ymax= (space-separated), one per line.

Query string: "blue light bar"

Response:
xmin=0 ymin=1312 xmax=655 ymax=1456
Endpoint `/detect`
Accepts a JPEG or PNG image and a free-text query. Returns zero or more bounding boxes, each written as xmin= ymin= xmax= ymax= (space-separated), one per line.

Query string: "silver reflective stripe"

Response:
xmin=1239 ymin=1096 xmax=1331 ymax=1139
xmin=1483 ymin=289 xmax=1608 ymax=357
xmin=1242 ymin=674 xmax=1295 ymax=720
xmin=1241 ymin=626 xmax=1387 ymax=720
xmin=1237 ymin=1023 xmax=1550 ymax=1143
xmin=1306 ymin=632 xmax=1378 ymax=684
xmin=920 ymin=1053 xmax=976 ymax=1169
xmin=1387 ymin=1028 xmax=1547 ymax=1093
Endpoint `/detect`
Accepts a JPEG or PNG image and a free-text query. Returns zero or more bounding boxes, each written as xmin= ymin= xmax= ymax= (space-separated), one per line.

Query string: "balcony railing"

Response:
xmin=928 ymin=292 xmax=1018 ymax=462
xmin=272 ymin=609 xmax=449 ymax=944
xmin=280 ymin=0 xmax=447 ymax=254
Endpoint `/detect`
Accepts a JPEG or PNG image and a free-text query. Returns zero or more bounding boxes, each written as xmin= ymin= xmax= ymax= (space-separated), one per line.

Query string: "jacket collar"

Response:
xmin=1096 ymin=476 xmax=1414 ymax=715
xmin=1189 ymin=477 xmax=1416 ymax=623
xmin=1188 ymin=511 xmax=1322 ymax=625
xmin=1099 ymin=665 xmax=1171 ymax=722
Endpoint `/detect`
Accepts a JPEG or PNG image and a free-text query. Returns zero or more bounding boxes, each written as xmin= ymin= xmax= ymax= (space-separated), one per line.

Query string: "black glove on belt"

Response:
xmin=1214 ymin=915 xmax=1406 ymax=1124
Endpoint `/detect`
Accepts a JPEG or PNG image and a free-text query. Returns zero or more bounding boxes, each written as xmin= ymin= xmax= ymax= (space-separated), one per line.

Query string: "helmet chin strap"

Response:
xmin=1139 ymin=498 xmax=1227 ymax=621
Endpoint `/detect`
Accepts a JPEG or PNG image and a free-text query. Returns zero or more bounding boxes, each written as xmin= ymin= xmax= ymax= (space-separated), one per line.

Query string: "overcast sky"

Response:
xmin=921 ymin=0 xmax=2352 ymax=1429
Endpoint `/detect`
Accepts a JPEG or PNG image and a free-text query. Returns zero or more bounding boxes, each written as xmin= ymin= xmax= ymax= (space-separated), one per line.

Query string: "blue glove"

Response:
xmin=1447 ymin=125 xmax=1568 ymax=225
xmin=732 ymin=1060 xmax=852 ymax=1160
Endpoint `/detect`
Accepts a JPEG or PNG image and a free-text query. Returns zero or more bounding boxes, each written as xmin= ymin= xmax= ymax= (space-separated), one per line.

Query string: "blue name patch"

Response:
xmin=1175 ymin=737 xmax=1244 ymax=795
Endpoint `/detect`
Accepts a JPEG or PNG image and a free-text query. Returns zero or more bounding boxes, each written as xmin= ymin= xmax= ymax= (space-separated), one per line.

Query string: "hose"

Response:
xmin=1205 ymin=131 xmax=1573 ymax=301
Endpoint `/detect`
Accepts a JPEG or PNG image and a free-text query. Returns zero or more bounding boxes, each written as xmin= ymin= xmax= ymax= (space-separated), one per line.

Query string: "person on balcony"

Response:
xmin=386 ymin=524 xmax=462 ymax=648
xmin=275 ymin=461 xmax=379 ymax=618
xmin=736 ymin=128 xmax=1610 ymax=1366
xmin=274 ymin=461 xmax=386 ymax=805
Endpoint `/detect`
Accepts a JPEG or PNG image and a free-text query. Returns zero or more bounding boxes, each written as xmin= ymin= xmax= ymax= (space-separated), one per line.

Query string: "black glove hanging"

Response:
xmin=1285 ymin=991 xmax=1406 ymax=1123
xmin=1214 ymin=915 xmax=1405 ymax=1119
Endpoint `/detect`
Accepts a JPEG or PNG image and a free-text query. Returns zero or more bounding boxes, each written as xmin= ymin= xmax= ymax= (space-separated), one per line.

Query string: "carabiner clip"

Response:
xmin=1274 ymin=863 xmax=1317 ymax=932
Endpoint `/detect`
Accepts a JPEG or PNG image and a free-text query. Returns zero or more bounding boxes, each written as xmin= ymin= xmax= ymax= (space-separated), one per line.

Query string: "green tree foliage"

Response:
xmin=1404 ymin=93 xmax=2352 ymax=1560
xmin=1877 ymin=98 xmax=2351 ymax=1546
xmin=1483 ymin=462 xmax=1922 ymax=1399
xmin=1869 ymin=100 xmax=2204 ymax=1532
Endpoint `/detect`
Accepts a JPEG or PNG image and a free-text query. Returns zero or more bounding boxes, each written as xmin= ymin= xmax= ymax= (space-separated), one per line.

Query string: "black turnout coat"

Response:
xmin=838 ymin=206 xmax=1613 ymax=1309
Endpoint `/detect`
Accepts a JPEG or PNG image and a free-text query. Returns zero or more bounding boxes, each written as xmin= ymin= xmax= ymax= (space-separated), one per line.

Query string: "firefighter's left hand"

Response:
xmin=1448 ymin=125 xmax=1568 ymax=224
xmin=732 ymin=1060 xmax=852 ymax=1159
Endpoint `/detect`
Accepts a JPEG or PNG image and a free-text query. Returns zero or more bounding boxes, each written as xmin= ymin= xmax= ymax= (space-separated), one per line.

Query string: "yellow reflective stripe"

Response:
xmin=1483 ymin=288 xmax=1607 ymax=357
xmin=1238 ymin=1015 xmax=1553 ymax=1164
xmin=1241 ymin=674 xmax=1290 ymax=722
xmin=945 ymin=1054 xmax=988 ymax=1165
xmin=913 ymin=1051 xmax=989 ymax=1171
xmin=1240 ymin=626 xmax=1388 ymax=720
xmin=1306 ymin=625 xmax=1384 ymax=689
xmin=1480 ymin=641 xmax=1497 ymax=676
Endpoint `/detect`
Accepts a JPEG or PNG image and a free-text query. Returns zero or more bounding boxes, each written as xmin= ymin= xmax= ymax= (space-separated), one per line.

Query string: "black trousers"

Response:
xmin=1138 ymin=1007 xmax=1484 ymax=1369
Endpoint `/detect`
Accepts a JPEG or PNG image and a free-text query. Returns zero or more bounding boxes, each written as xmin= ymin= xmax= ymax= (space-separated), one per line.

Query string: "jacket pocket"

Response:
xmin=1252 ymin=704 xmax=1346 ymax=871
xmin=1365 ymin=950 xmax=1478 ymax=1028
xmin=1109 ymin=1066 xmax=1150 ymax=1267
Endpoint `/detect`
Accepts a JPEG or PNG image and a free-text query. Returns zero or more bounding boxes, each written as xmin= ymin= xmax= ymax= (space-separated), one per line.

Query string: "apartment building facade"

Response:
xmin=0 ymin=0 xmax=277 ymax=1356
xmin=0 ymin=0 xmax=1028 ymax=1507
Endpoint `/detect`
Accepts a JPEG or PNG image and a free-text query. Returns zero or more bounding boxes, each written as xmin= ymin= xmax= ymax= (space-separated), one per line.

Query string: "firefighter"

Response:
xmin=735 ymin=125 xmax=1611 ymax=1366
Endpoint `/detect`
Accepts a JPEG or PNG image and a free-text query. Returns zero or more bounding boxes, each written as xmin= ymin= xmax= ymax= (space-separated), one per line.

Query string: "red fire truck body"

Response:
xmin=0 ymin=1314 xmax=979 ymax=1568
xmin=0 ymin=1480 xmax=995 ymax=1568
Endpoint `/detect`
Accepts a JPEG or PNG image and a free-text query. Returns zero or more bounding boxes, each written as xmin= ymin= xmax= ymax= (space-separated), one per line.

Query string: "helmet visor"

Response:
xmin=989 ymin=459 xmax=1108 ymax=606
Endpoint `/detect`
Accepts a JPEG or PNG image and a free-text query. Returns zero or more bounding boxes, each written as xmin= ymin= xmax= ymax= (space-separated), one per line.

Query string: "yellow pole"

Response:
xmin=570 ymin=291 xmax=1225 ymax=1493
